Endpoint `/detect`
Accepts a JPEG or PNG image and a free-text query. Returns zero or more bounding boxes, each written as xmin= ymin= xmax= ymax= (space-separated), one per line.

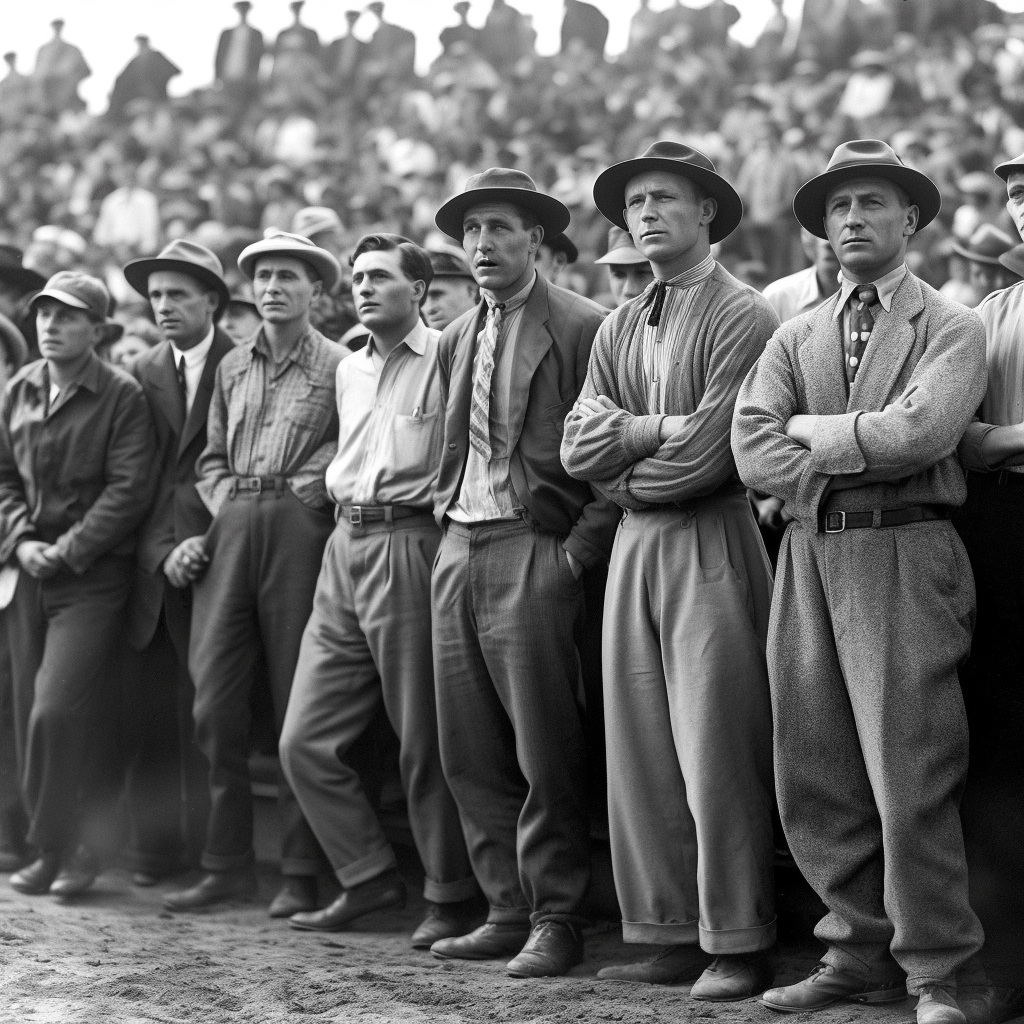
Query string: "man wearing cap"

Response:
xmin=950 ymin=223 xmax=1018 ymax=307
xmin=423 ymin=251 xmax=479 ymax=332
xmin=119 ymin=241 xmax=235 ymax=885
xmin=594 ymin=227 xmax=653 ymax=308
xmin=561 ymin=141 xmax=779 ymax=999
xmin=292 ymin=207 xmax=359 ymax=344
xmin=732 ymin=140 xmax=986 ymax=1024
xmin=1 ymin=272 xmax=155 ymax=896
xmin=164 ymin=231 xmax=347 ymax=916
xmin=429 ymin=168 xmax=617 ymax=977
xmin=535 ymin=233 xmax=578 ymax=289
xmin=220 ymin=285 xmax=262 ymax=346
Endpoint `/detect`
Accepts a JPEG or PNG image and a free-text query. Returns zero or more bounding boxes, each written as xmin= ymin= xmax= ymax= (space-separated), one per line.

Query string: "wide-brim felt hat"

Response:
xmin=951 ymin=223 xmax=1017 ymax=265
xmin=435 ymin=167 xmax=571 ymax=240
xmin=999 ymin=242 xmax=1024 ymax=278
xmin=543 ymin=233 xmax=578 ymax=263
xmin=238 ymin=230 xmax=342 ymax=293
xmin=592 ymin=141 xmax=743 ymax=245
xmin=793 ymin=139 xmax=941 ymax=239
xmin=0 ymin=244 xmax=45 ymax=295
xmin=595 ymin=226 xmax=649 ymax=265
xmin=995 ymin=150 xmax=1024 ymax=182
xmin=124 ymin=239 xmax=231 ymax=317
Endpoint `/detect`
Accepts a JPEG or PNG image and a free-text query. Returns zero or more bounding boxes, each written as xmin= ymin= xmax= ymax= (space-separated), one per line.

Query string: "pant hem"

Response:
xmin=908 ymin=976 xmax=961 ymax=997
xmin=821 ymin=946 xmax=892 ymax=980
xmin=424 ymin=875 xmax=480 ymax=903
xmin=623 ymin=919 xmax=700 ymax=944
xmin=699 ymin=918 xmax=777 ymax=954
xmin=531 ymin=910 xmax=589 ymax=928
xmin=334 ymin=846 xmax=397 ymax=889
xmin=486 ymin=907 xmax=532 ymax=926
xmin=201 ymin=850 xmax=255 ymax=872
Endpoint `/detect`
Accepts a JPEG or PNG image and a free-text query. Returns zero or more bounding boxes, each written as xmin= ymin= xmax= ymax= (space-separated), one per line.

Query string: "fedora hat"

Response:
xmin=428 ymin=249 xmax=476 ymax=281
xmin=998 ymin=242 xmax=1024 ymax=279
xmin=435 ymin=167 xmax=570 ymax=241
xmin=793 ymin=139 xmax=941 ymax=239
xmin=951 ymin=223 xmax=1017 ymax=265
xmin=238 ymin=230 xmax=341 ymax=293
xmin=595 ymin=226 xmax=650 ymax=266
xmin=0 ymin=245 xmax=45 ymax=296
xmin=592 ymin=141 xmax=743 ymax=244
xmin=542 ymin=233 xmax=578 ymax=263
xmin=124 ymin=240 xmax=231 ymax=317
xmin=995 ymin=149 xmax=1024 ymax=182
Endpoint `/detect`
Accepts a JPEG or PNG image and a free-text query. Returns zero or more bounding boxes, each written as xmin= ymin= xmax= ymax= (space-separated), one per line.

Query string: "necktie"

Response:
xmin=845 ymin=284 xmax=877 ymax=384
xmin=176 ymin=353 xmax=188 ymax=408
xmin=469 ymin=302 xmax=503 ymax=460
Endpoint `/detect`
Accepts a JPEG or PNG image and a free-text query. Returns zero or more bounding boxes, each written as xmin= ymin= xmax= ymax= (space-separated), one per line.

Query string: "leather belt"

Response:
xmin=818 ymin=505 xmax=949 ymax=534
xmin=229 ymin=475 xmax=287 ymax=496
xmin=339 ymin=504 xmax=432 ymax=526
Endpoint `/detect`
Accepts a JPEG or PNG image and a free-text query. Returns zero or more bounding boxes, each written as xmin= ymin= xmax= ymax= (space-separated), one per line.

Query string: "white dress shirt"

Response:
xmin=170 ymin=326 xmax=214 ymax=414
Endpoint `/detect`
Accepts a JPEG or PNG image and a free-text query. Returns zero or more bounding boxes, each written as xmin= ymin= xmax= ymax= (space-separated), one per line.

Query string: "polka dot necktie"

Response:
xmin=845 ymin=284 xmax=877 ymax=384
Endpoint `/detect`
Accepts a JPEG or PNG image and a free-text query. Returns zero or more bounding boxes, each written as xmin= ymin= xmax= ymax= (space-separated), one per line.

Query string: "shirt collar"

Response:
xmin=170 ymin=326 xmax=215 ymax=369
xmin=833 ymin=263 xmax=908 ymax=319
xmin=663 ymin=253 xmax=717 ymax=289
xmin=31 ymin=351 xmax=102 ymax=396
xmin=251 ymin=323 xmax=317 ymax=369
xmin=366 ymin=317 xmax=433 ymax=359
xmin=481 ymin=271 xmax=536 ymax=314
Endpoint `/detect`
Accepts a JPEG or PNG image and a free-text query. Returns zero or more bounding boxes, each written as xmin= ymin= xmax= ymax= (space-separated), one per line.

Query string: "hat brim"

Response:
xmin=998 ymin=249 xmax=1024 ymax=277
xmin=595 ymin=246 xmax=651 ymax=266
xmin=238 ymin=248 xmax=341 ymax=293
xmin=995 ymin=160 xmax=1024 ymax=182
xmin=435 ymin=188 xmax=570 ymax=241
xmin=793 ymin=164 xmax=941 ymax=239
xmin=123 ymin=257 xmax=231 ymax=317
xmin=0 ymin=265 xmax=46 ymax=295
xmin=949 ymin=241 xmax=1006 ymax=266
xmin=592 ymin=157 xmax=743 ymax=245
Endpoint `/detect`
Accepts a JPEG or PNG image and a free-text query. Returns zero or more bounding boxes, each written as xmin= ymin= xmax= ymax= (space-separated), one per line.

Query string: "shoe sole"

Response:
xmin=162 ymin=891 xmax=258 ymax=912
xmin=432 ymin=947 xmax=523 ymax=961
xmin=507 ymin=954 xmax=585 ymax=979
xmin=289 ymin=894 xmax=406 ymax=932
xmin=761 ymin=990 xmax=909 ymax=1013
xmin=9 ymin=881 xmax=54 ymax=896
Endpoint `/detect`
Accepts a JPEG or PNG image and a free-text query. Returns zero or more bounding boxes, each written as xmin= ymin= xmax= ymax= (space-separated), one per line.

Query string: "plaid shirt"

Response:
xmin=196 ymin=324 xmax=345 ymax=516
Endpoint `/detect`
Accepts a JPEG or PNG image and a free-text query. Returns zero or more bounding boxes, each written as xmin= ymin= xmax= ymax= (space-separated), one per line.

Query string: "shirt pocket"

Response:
xmin=290 ymin=381 xmax=336 ymax=434
xmin=389 ymin=412 xmax=441 ymax=480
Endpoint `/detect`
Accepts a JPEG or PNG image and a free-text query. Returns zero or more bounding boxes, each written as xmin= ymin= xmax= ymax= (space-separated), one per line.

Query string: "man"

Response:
xmin=292 ymin=207 xmax=359 ymax=342
xmin=560 ymin=0 xmax=609 ymax=57
xmin=732 ymin=140 xmax=986 ymax=1024
xmin=214 ymin=1 xmax=264 ymax=111
xmin=429 ymin=168 xmax=616 ymax=978
xmin=220 ymin=285 xmax=262 ymax=346
xmin=280 ymin=233 xmax=478 ymax=945
xmin=325 ymin=10 xmax=367 ymax=97
xmin=0 ymin=272 xmax=154 ymax=896
xmin=365 ymin=2 xmax=417 ymax=84
xmin=763 ymin=227 xmax=841 ymax=323
xmin=108 ymin=36 xmax=181 ymax=122
xmin=950 ymin=223 xmax=1018 ymax=307
xmin=594 ymin=227 xmax=654 ymax=308
xmin=423 ymin=250 xmax=478 ymax=332
xmin=32 ymin=19 xmax=90 ymax=115
xmin=440 ymin=2 xmax=481 ymax=55
xmin=534 ymin=233 xmax=578 ymax=288
xmin=120 ymin=241 xmax=234 ymax=885
xmin=163 ymin=232 xmax=347 ymax=917
xmin=560 ymin=141 xmax=779 ymax=1000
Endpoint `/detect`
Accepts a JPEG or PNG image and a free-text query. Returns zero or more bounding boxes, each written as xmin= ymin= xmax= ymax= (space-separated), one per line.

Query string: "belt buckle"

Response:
xmin=349 ymin=505 xmax=363 ymax=526
xmin=247 ymin=476 xmax=262 ymax=493
xmin=824 ymin=511 xmax=846 ymax=534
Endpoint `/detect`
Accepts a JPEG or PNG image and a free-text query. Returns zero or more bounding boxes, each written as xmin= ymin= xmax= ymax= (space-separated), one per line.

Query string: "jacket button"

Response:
xmin=448 ymin=443 xmax=456 ymax=450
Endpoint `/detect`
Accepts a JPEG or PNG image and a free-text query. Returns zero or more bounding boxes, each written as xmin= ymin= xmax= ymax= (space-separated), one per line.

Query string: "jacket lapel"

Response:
xmin=150 ymin=342 xmax=187 ymax=436
xmin=178 ymin=329 xmax=233 ymax=460
xmin=448 ymin=304 xmax=485 ymax=441
xmin=806 ymin=295 xmax=849 ymax=416
xmin=506 ymin=275 xmax=553 ymax=453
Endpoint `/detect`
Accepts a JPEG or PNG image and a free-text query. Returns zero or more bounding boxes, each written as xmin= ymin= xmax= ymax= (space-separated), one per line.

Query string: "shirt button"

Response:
xmin=448 ymin=443 xmax=457 ymax=450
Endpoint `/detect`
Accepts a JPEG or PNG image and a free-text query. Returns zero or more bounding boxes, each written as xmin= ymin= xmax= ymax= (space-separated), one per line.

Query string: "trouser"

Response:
xmin=604 ymin=493 xmax=777 ymax=952
xmin=189 ymin=488 xmax=331 ymax=876
xmin=770 ymin=519 xmax=984 ymax=994
xmin=280 ymin=515 xmax=476 ymax=902
xmin=432 ymin=517 xmax=589 ymax=927
xmin=7 ymin=556 xmax=132 ymax=854
xmin=0 ymin=613 xmax=29 ymax=853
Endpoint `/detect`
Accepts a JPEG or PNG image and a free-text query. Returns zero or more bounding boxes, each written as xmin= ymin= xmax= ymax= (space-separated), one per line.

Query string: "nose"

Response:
xmin=844 ymin=202 xmax=865 ymax=228
xmin=640 ymin=196 xmax=658 ymax=221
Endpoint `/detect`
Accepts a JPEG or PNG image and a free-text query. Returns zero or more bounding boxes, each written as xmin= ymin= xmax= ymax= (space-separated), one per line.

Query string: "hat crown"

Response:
xmin=637 ymin=141 xmax=717 ymax=175
xmin=37 ymin=271 xmax=109 ymax=319
xmin=966 ymin=223 xmax=1016 ymax=258
xmin=606 ymin=227 xmax=634 ymax=251
xmin=152 ymin=239 xmax=225 ymax=281
xmin=463 ymin=167 xmax=540 ymax=196
xmin=825 ymin=139 xmax=907 ymax=174
xmin=428 ymin=250 xmax=474 ymax=278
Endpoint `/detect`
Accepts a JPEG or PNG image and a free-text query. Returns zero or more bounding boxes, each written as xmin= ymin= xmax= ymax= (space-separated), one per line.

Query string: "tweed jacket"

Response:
xmin=732 ymin=269 xmax=987 ymax=526
xmin=434 ymin=273 xmax=619 ymax=570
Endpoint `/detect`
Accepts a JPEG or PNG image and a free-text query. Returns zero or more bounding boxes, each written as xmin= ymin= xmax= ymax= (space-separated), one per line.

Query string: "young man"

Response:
xmin=950 ymin=223 xmax=1018 ymax=307
xmin=121 ymin=240 xmax=235 ymax=885
xmin=429 ymin=169 xmax=617 ymax=978
xmin=593 ymin=227 xmax=653 ymax=308
xmin=423 ymin=250 xmax=478 ymax=332
xmin=0 ymin=272 xmax=155 ymax=896
xmin=280 ymin=234 xmax=477 ymax=945
xmin=561 ymin=141 xmax=780 ymax=1000
xmin=732 ymin=140 xmax=986 ymax=1024
xmin=164 ymin=232 xmax=347 ymax=917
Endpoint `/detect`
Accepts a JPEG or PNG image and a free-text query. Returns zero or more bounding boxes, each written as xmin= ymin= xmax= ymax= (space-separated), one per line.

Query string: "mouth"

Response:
xmin=640 ymin=230 xmax=664 ymax=240
xmin=358 ymin=302 xmax=379 ymax=313
xmin=843 ymin=237 xmax=870 ymax=245
xmin=475 ymin=259 xmax=498 ymax=270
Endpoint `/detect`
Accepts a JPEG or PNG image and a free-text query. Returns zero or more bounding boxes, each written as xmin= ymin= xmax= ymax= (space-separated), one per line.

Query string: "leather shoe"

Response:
xmin=917 ymin=986 xmax=967 ymax=1024
xmin=431 ymin=922 xmax=531 ymax=961
xmin=163 ymin=870 xmax=258 ymax=912
xmin=691 ymin=952 xmax=775 ymax=1001
xmin=289 ymin=870 xmax=406 ymax=932
xmin=506 ymin=921 xmax=584 ymax=978
xmin=10 ymin=852 xmax=61 ymax=895
xmin=269 ymin=876 xmax=318 ymax=918
xmin=132 ymin=870 xmax=168 ymax=887
xmin=0 ymin=847 xmax=27 ymax=873
xmin=411 ymin=896 xmax=484 ymax=949
xmin=762 ymin=963 xmax=908 ymax=1013
xmin=49 ymin=847 xmax=98 ymax=897
xmin=597 ymin=944 xmax=712 ymax=985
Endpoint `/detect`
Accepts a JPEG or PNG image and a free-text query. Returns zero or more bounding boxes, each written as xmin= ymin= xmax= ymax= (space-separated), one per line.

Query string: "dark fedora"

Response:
xmin=0 ymin=244 xmax=46 ymax=296
xmin=435 ymin=167 xmax=571 ymax=240
xmin=998 ymin=242 xmax=1024 ymax=279
xmin=124 ymin=240 xmax=231 ymax=317
xmin=793 ymin=139 xmax=941 ymax=239
xmin=428 ymin=249 xmax=476 ymax=281
xmin=592 ymin=141 xmax=743 ymax=245
xmin=951 ymin=223 xmax=1017 ymax=265
xmin=542 ymin=233 xmax=578 ymax=263
xmin=995 ymin=149 xmax=1024 ymax=182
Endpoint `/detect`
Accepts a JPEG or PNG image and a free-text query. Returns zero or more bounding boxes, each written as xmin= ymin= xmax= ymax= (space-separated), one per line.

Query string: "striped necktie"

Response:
xmin=845 ymin=284 xmax=877 ymax=383
xmin=469 ymin=302 xmax=503 ymax=460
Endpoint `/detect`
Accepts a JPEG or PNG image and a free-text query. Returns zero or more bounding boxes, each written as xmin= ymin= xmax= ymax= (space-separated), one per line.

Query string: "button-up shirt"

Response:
xmin=196 ymin=324 xmax=346 ymax=516
xmin=170 ymin=326 xmax=214 ymax=414
xmin=325 ymin=319 xmax=442 ymax=508
xmin=763 ymin=264 xmax=835 ymax=323
xmin=0 ymin=353 xmax=156 ymax=573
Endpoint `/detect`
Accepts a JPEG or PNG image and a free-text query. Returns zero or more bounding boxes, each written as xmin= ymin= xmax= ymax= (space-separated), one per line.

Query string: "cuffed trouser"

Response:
xmin=189 ymin=488 xmax=331 ymax=876
xmin=7 ymin=556 xmax=132 ymax=854
xmin=432 ymin=518 xmax=590 ymax=927
xmin=0 ymin=616 xmax=29 ymax=853
xmin=770 ymin=519 xmax=984 ymax=994
xmin=280 ymin=515 xmax=477 ymax=902
xmin=604 ymin=492 xmax=777 ymax=952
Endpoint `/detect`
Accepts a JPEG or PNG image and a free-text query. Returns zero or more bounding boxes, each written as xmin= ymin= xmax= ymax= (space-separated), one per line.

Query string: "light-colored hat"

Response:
xmin=124 ymin=239 xmax=230 ymax=316
xmin=950 ymin=223 xmax=1018 ymax=266
xmin=292 ymin=206 xmax=344 ymax=238
xmin=238 ymin=230 xmax=341 ymax=292
xmin=595 ymin=227 xmax=649 ymax=266
xmin=31 ymin=271 xmax=110 ymax=321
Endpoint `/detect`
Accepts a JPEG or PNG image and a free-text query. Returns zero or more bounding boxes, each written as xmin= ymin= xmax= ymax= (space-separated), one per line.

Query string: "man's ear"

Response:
xmin=411 ymin=278 xmax=426 ymax=305
xmin=700 ymin=196 xmax=718 ymax=228
xmin=528 ymin=224 xmax=544 ymax=254
xmin=904 ymin=204 xmax=920 ymax=237
xmin=310 ymin=279 xmax=323 ymax=301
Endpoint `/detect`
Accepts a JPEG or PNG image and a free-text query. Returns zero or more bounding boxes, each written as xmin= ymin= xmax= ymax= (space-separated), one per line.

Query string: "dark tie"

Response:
xmin=845 ymin=284 xmax=877 ymax=384
xmin=176 ymin=353 xmax=188 ymax=407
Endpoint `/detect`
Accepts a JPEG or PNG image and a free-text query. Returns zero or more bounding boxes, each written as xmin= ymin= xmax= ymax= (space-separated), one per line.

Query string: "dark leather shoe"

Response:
xmin=506 ymin=921 xmax=584 ymax=978
xmin=10 ymin=852 xmax=61 ymax=895
xmin=761 ymin=963 xmax=908 ymax=1013
xmin=917 ymin=986 xmax=967 ymax=1024
xmin=691 ymin=951 xmax=775 ymax=1001
xmin=289 ymin=871 xmax=406 ymax=932
xmin=49 ymin=847 xmax=98 ymax=897
xmin=269 ymin=876 xmax=317 ymax=918
xmin=597 ymin=944 xmax=712 ymax=984
xmin=162 ymin=870 xmax=258 ymax=912
xmin=431 ymin=922 xmax=532 ymax=961
xmin=411 ymin=896 xmax=485 ymax=949
xmin=0 ymin=847 xmax=27 ymax=873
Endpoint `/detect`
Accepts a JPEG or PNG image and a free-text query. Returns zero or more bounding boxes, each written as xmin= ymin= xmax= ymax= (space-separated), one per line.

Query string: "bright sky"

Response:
xmin=4 ymin=0 xmax=1024 ymax=112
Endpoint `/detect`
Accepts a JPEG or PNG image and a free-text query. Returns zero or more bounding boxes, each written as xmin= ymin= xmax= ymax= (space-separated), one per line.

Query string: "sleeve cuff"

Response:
xmin=959 ymin=422 xmax=998 ymax=472
xmin=809 ymin=412 xmax=866 ymax=476
xmin=623 ymin=415 xmax=664 ymax=463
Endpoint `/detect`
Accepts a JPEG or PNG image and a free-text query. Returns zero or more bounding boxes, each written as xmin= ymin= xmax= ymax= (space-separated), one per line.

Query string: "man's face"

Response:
xmin=462 ymin=202 xmax=541 ymax=295
xmin=968 ymin=261 xmax=1002 ymax=301
xmin=824 ymin=177 xmax=918 ymax=280
xmin=253 ymin=256 xmax=320 ymax=324
xmin=221 ymin=304 xmax=262 ymax=345
xmin=110 ymin=335 xmax=151 ymax=371
xmin=148 ymin=270 xmax=217 ymax=349
xmin=351 ymin=249 xmax=424 ymax=333
xmin=0 ymin=281 xmax=23 ymax=319
xmin=534 ymin=244 xmax=568 ymax=285
xmin=1005 ymin=170 xmax=1024 ymax=239
xmin=422 ymin=276 xmax=478 ymax=331
xmin=35 ymin=299 xmax=102 ymax=366
xmin=812 ymin=235 xmax=840 ymax=282
xmin=624 ymin=170 xmax=716 ymax=270
xmin=607 ymin=263 xmax=655 ymax=307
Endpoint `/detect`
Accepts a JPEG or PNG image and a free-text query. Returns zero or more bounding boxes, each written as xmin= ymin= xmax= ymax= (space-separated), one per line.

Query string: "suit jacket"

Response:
xmin=435 ymin=273 xmax=619 ymax=570
xmin=732 ymin=270 xmax=987 ymax=527
xmin=127 ymin=329 xmax=235 ymax=650
xmin=215 ymin=23 xmax=265 ymax=83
